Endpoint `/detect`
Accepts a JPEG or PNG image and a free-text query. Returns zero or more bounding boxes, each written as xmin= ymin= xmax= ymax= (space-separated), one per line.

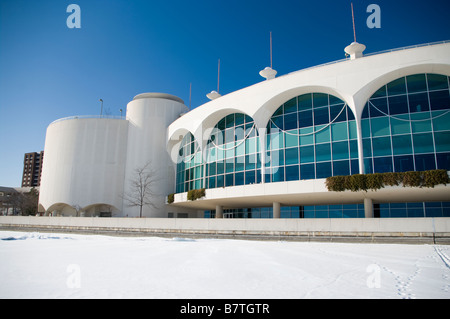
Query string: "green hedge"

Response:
xmin=325 ymin=169 xmax=450 ymax=192
xmin=167 ymin=193 xmax=175 ymax=204
xmin=187 ymin=188 xmax=206 ymax=201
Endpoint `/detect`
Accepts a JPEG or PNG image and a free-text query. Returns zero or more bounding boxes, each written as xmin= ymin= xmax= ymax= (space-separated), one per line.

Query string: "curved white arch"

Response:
xmin=46 ymin=202 xmax=76 ymax=217
xmin=167 ymin=127 xmax=194 ymax=164
xmin=82 ymin=203 xmax=119 ymax=217
xmin=253 ymin=85 xmax=353 ymax=131
xmin=353 ymin=63 xmax=450 ymax=119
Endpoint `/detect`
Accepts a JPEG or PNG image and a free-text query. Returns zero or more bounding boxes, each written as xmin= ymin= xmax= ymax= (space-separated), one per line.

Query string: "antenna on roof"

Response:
xmin=217 ymin=58 xmax=220 ymax=93
xmin=344 ymin=3 xmax=366 ymax=60
xmin=259 ymin=31 xmax=277 ymax=80
xmin=270 ymin=31 xmax=273 ymax=68
xmin=207 ymin=59 xmax=222 ymax=100
xmin=189 ymin=82 xmax=192 ymax=109
xmin=351 ymin=2 xmax=357 ymax=43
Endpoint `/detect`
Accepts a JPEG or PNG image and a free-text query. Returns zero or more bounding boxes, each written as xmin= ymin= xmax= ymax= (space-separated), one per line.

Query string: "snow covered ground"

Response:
xmin=0 ymin=230 xmax=449 ymax=299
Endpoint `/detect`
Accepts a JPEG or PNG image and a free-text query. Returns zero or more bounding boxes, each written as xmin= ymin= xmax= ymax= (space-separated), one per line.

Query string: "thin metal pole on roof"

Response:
xmin=351 ymin=2 xmax=357 ymax=42
xmin=270 ymin=31 xmax=273 ymax=68
xmin=189 ymin=82 xmax=192 ymax=109
xmin=99 ymin=99 xmax=103 ymax=116
xmin=217 ymin=58 xmax=220 ymax=93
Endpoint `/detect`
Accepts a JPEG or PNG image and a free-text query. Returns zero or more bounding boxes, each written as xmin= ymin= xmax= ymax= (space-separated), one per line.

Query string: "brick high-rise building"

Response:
xmin=22 ymin=151 xmax=44 ymax=187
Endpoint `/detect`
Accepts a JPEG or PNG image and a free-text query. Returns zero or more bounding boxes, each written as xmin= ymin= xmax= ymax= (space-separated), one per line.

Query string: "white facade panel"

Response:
xmin=39 ymin=118 xmax=128 ymax=216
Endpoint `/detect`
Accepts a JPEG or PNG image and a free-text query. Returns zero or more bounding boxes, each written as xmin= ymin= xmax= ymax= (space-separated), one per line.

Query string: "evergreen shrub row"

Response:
xmin=187 ymin=188 xmax=206 ymax=201
xmin=325 ymin=169 xmax=450 ymax=192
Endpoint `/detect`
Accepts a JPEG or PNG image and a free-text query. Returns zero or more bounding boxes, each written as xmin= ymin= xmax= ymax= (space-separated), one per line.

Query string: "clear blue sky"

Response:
xmin=1 ymin=0 xmax=449 ymax=187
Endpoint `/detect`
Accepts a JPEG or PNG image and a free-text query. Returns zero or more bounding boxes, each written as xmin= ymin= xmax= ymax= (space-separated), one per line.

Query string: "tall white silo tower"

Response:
xmin=122 ymin=93 xmax=189 ymax=217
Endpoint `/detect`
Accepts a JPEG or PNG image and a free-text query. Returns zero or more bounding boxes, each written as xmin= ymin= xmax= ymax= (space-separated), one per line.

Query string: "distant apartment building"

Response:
xmin=22 ymin=151 xmax=44 ymax=187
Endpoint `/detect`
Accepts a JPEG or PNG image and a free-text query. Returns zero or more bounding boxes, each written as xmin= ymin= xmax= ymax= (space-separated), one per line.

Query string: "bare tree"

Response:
xmin=122 ymin=162 xmax=159 ymax=218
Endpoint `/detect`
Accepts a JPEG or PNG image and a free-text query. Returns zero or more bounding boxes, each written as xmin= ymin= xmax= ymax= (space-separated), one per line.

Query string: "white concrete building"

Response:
xmin=39 ymin=41 xmax=450 ymax=218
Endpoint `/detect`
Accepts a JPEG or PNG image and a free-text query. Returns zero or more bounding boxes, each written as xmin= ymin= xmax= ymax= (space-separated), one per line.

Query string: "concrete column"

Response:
xmin=273 ymin=202 xmax=281 ymax=218
xmin=364 ymin=197 xmax=373 ymax=218
xmin=215 ymin=205 xmax=223 ymax=219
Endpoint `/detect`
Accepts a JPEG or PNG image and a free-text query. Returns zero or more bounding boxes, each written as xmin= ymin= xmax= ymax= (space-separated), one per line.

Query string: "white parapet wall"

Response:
xmin=1 ymin=216 xmax=449 ymax=244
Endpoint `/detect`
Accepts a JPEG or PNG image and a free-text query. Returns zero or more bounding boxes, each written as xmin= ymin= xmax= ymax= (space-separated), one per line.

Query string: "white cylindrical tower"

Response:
xmin=122 ymin=93 xmax=188 ymax=217
xmin=39 ymin=117 xmax=129 ymax=216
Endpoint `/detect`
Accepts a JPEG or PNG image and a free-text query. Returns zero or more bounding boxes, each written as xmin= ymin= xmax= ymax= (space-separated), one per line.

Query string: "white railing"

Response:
xmin=282 ymin=40 xmax=450 ymax=78
xmin=50 ymin=115 xmax=126 ymax=125
xmin=364 ymin=40 xmax=450 ymax=57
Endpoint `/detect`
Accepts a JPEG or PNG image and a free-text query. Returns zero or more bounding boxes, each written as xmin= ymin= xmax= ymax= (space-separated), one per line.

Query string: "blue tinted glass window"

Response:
xmin=285 ymin=147 xmax=299 ymax=165
xmin=316 ymin=162 xmax=332 ymax=178
xmin=387 ymin=77 xmax=406 ymax=95
xmin=408 ymin=92 xmax=429 ymax=113
xmin=332 ymin=141 xmax=349 ymax=160
xmin=415 ymin=154 xmax=436 ymax=171
xmin=272 ymin=166 xmax=284 ymax=182
xmin=372 ymin=137 xmax=392 ymax=157
xmin=372 ymin=86 xmax=387 ymax=98
xmin=434 ymin=131 xmax=450 ymax=152
xmin=315 ymin=143 xmax=331 ymax=162
xmin=313 ymin=93 xmax=328 ymax=108
xmin=406 ymin=74 xmax=427 ymax=93
xmin=333 ymin=160 xmax=350 ymax=176
xmin=361 ymin=74 xmax=450 ymax=173
xmin=206 ymin=113 xmax=261 ymax=189
xmin=298 ymin=94 xmax=312 ymax=111
xmin=315 ymin=126 xmax=330 ymax=143
xmin=427 ymin=74 xmax=449 ymax=91
xmin=298 ymin=110 xmax=313 ymax=128
xmin=330 ymin=104 xmax=347 ymax=122
xmin=394 ymin=155 xmax=414 ymax=172
xmin=176 ymin=133 xmax=204 ymax=192
xmin=373 ymin=157 xmax=393 ymax=173
xmin=285 ymin=165 xmax=300 ymax=181
xmin=300 ymin=164 xmax=315 ymax=180
xmin=267 ymin=93 xmax=356 ymax=181
xmin=389 ymin=95 xmax=409 ymax=115
xmin=245 ymin=170 xmax=256 ymax=185
xmin=300 ymin=145 xmax=315 ymax=163
xmin=225 ymin=173 xmax=234 ymax=186
xmin=216 ymin=174 xmax=224 ymax=187
xmin=436 ymin=152 xmax=450 ymax=170
xmin=284 ymin=98 xmax=297 ymax=113
xmin=370 ymin=97 xmax=389 ymax=115
xmin=392 ymin=135 xmax=412 ymax=155
xmin=370 ymin=117 xmax=390 ymax=137
xmin=429 ymin=90 xmax=450 ymax=111
xmin=235 ymin=172 xmax=244 ymax=186
xmin=284 ymin=113 xmax=298 ymax=130
xmin=413 ymin=133 xmax=434 ymax=154
xmin=314 ymin=107 xmax=329 ymax=125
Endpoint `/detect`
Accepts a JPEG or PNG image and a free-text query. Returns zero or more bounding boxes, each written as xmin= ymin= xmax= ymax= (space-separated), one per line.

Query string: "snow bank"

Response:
xmin=0 ymin=231 xmax=449 ymax=299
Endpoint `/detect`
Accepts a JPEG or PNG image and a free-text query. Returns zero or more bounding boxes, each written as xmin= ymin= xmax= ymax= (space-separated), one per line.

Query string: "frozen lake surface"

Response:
xmin=0 ymin=231 xmax=449 ymax=299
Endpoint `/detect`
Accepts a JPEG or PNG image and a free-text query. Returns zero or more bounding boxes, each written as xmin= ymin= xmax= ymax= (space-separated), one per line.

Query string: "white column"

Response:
xmin=364 ymin=197 xmax=373 ymax=218
xmin=215 ymin=205 xmax=223 ymax=218
xmin=273 ymin=202 xmax=281 ymax=218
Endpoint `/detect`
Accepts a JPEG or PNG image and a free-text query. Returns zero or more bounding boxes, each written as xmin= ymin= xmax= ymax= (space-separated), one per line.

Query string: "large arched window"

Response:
xmin=362 ymin=73 xmax=450 ymax=173
xmin=176 ymin=133 xmax=204 ymax=193
xmin=205 ymin=113 xmax=261 ymax=188
xmin=266 ymin=93 xmax=359 ymax=182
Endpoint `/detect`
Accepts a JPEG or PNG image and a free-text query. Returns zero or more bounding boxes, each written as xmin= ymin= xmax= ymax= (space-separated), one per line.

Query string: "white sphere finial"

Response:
xmin=259 ymin=66 xmax=277 ymax=80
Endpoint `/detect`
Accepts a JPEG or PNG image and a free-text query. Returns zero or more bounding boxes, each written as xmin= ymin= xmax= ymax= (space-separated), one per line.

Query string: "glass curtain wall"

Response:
xmin=175 ymin=133 xmax=204 ymax=193
xmin=266 ymin=93 xmax=359 ymax=182
xmin=205 ymin=113 xmax=262 ymax=188
xmin=362 ymin=73 xmax=450 ymax=173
